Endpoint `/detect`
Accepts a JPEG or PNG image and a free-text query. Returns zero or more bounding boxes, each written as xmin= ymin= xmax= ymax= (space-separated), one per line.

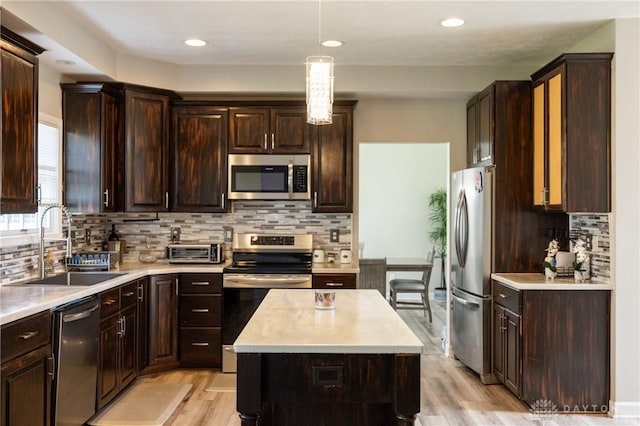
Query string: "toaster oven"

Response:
xmin=166 ymin=243 xmax=224 ymax=264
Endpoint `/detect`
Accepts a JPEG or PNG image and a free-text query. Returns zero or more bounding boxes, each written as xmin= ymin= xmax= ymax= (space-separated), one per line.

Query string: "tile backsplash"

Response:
xmin=0 ymin=201 xmax=352 ymax=284
xmin=1 ymin=206 xmax=611 ymax=285
xmin=569 ymin=213 xmax=611 ymax=282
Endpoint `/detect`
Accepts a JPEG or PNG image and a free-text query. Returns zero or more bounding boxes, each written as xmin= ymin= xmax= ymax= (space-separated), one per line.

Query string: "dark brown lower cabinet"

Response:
xmin=492 ymin=280 xmax=610 ymax=411
xmin=97 ymin=283 xmax=138 ymax=409
xmin=237 ymin=352 xmax=420 ymax=426
xmin=179 ymin=273 xmax=222 ymax=368
xmin=145 ymin=274 xmax=179 ymax=374
xmin=492 ymin=303 xmax=521 ymax=396
xmin=0 ymin=311 xmax=53 ymax=426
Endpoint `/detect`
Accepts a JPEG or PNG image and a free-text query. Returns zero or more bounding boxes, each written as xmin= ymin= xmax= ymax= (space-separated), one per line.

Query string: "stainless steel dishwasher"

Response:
xmin=52 ymin=296 xmax=101 ymax=426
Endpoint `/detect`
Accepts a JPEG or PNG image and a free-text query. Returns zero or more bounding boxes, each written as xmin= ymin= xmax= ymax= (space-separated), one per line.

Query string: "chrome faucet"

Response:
xmin=40 ymin=203 xmax=73 ymax=279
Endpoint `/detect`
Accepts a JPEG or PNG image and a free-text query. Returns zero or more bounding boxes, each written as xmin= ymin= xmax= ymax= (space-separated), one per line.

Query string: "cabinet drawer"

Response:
xmin=100 ymin=288 xmax=121 ymax=318
xmin=493 ymin=281 xmax=521 ymax=314
xmin=1 ymin=311 xmax=51 ymax=363
xmin=179 ymin=273 xmax=222 ymax=294
xmin=120 ymin=281 xmax=138 ymax=308
xmin=313 ymin=274 xmax=357 ymax=289
xmin=180 ymin=327 xmax=221 ymax=367
xmin=179 ymin=295 xmax=221 ymax=326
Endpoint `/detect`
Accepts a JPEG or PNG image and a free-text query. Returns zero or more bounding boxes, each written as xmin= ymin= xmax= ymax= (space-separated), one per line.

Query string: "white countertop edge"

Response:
xmin=1 ymin=261 xmax=360 ymax=326
xmin=491 ymin=273 xmax=613 ymax=291
xmin=233 ymin=344 xmax=423 ymax=354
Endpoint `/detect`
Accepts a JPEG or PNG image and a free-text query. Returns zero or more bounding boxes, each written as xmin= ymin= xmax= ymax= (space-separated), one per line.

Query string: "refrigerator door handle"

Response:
xmin=454 ymin=190 xmax=465 ymax=267
xmin=454 ymin=190 xmax=468 ymax=268
xmin=460 ymin=190 xmax=469 ymax=267
xmin=452 ymin=294 xmax=480 ymax=309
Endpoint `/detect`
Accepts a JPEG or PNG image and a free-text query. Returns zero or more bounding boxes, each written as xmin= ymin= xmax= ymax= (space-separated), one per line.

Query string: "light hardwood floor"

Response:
xmin=141 ymin=299 xmax=636 ymax=426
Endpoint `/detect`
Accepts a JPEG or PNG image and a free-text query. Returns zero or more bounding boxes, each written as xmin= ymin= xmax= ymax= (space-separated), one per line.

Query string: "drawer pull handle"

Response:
xmin=325 ymin=282 xmax=344 ymax=287
xmin=104 ymin=299 xmax=117 ymax=305
xmin=191 ymin=342 xmax=210 ymax=347
xmin=123 ymin=291 xmax=135 ymax=297
xmin=192 ymin=308 xmax=210 ymax=313
xmin=19 ymin=331 xmax=39 ymax=340
xmin=498 ymin=293 xmax=508 ymax=299
xmin=191 ymin=282 xmax=210 ymax=286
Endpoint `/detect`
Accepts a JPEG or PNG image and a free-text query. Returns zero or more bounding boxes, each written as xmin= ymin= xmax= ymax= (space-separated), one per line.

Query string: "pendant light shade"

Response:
xmin=306 ymin=56 xmax=334 ymax=125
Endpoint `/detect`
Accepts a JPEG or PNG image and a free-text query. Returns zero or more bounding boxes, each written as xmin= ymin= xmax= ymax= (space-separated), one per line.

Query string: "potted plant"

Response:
xmin=428 ymin=188 xmax=447 ymax=302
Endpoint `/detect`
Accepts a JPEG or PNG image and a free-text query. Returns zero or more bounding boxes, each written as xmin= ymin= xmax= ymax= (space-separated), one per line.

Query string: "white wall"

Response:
xmin=611 ymin=18 xmax=640 ymax=418
xmin=358 ymin=143 xmax=448 ymax=259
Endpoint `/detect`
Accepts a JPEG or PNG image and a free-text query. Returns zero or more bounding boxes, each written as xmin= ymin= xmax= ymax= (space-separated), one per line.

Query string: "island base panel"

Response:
xmin=237 ymin=353 xmax=420 ymax=426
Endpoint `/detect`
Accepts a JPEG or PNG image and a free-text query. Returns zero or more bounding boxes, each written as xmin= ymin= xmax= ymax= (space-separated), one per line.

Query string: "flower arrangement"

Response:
xmin=543 ymin=239 xmax=559 ymax=278
xmin=572 ymin=238 xmax=590 ymax=281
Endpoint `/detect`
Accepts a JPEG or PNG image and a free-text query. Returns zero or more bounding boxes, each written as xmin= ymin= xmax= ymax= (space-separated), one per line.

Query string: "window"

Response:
xmin=0 ymin=114 xmax=62 ymax=242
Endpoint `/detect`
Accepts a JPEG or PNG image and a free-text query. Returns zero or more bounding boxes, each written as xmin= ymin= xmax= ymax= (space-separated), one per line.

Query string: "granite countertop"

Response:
xmin=233 ymin=289 xmax=423 ymax=354
xmin=311 ymin=262 xmax=359 ymax=274
xmin=491 ymin=272 xmax=613 ymax=291
xmin=1 ymin=260 xmax=359 ymax=326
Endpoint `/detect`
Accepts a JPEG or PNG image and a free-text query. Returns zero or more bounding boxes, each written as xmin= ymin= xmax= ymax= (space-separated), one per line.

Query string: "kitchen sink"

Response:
xmin=24 ymin=272 xmax=126 ymax=287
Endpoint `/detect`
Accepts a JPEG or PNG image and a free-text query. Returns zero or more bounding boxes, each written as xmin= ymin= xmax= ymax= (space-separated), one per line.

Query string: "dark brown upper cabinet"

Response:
xmin=229 ymin=106 xmax=313 ymax=154
xmin=62 ymin=84 xmax=123 ymax=213
xmin=1 ymin=27 xmax=44 ymax=213
xmin=531 ymin=53 xmax=613 ymax=213
xmin=124 ymin=87 xmax=176 ymax=212
xmin=171 ymin=104 xmax=228 ymax=212
xmin=466 ymin=86 xmax=494 ymax=167
xmin=312 ymin=105 xmax=355 ymax=213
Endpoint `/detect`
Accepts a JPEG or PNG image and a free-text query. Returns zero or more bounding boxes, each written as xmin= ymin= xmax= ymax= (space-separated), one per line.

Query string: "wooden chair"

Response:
xmin=389 ymin=247 xmax=436 ymax=322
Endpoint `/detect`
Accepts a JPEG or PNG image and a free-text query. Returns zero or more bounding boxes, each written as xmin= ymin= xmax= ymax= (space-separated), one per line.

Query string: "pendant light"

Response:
xmin=306 ymin=0 xmax=334 ymax=125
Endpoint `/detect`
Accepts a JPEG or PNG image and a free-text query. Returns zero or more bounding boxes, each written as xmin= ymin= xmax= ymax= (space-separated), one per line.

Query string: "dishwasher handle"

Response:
xmin=452 ymin=294 xmax=480 ymax=309
xmin=62 ymin=303 xmax=100 ymax=323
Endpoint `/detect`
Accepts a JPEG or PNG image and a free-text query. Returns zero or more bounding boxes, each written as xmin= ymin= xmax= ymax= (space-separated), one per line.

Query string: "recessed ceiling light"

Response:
xmin=55 ymin=59 xmax=76 ymax=66
xmin=321 ymin=40 xmax=343 ymax=48
xmin=185 ymin=39 xmax=207 ymax=47
xmin=440 ymin=18 xmax=465 ymax=28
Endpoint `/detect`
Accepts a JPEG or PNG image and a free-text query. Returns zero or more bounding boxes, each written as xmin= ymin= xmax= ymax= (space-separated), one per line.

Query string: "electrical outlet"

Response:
xmin=329 ymin=229 xmax=340 ymax=243
xmin=223 ymin=226 xmax=234 ymax=242
xmin=85 ymin=228 xmax=91 ymax=244
xmin=170 ymin=227 xmax=181 ymax=243
xmin=585 ymin=234 xmax=593 ymax=250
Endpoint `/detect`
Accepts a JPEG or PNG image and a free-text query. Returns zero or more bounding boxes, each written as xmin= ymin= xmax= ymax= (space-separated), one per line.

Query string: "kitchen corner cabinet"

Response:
xmin=312 ymin=273 xmax=357 ymax=289
xmin=62 ymin=84 xmax=123 ymax=213
xmin=312 ymin=105 xmax=355 ymax=213
xmin=97 ymin=281 xmax=138 ymax=409
xmin=0 ymin=27 xmax=44 ymax=213
xmin=466 ymin=86 xmax=494 ymax=166
xmin=145 ymin=274 xmax=179 ymax=374
xmin=124 ymin=88 xmax=175 ymax=212
xmin=492 ymin=281 xmax=610 ymax=409
xmin=1 ymin=311 xmax=53 ymax=426
xmin=171 ymin=104 xmax=228 ymax=212
xmin=531 ymin=53 xmax=613 ymax=212
xmin=179 ymin=273 xmax=223 ymax=368
xmin=229 ymin=106 xmax=313 ymax=154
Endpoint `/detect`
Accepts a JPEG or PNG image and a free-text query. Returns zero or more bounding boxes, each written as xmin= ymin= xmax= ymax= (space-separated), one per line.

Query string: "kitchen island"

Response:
xmin=233 ymin=289 xmax=423 ymax=426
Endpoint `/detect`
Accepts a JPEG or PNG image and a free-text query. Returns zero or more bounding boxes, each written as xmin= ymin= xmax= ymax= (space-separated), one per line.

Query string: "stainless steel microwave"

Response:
xmin=228 ymin=154 xmax=310 ymax=200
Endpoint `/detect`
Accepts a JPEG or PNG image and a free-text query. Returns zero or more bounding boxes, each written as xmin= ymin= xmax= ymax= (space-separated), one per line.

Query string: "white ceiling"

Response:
xmin=2 ymin=1 xmax=639 ymax=96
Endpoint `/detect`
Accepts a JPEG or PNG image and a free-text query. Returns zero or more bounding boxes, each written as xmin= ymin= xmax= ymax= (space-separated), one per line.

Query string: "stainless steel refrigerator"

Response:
xmin=450 ymin=166 xmax=496 ymax=384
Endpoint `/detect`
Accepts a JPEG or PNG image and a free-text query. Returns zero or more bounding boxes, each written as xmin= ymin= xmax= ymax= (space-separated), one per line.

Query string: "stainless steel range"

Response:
xmin=222 ymin=233 xmax=313 ymax=372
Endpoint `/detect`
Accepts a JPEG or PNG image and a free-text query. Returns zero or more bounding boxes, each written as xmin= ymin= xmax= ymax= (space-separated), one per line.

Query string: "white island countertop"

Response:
xmin=491 ymin=273 xmax=613 ymax=290
xmin=234 ymin=289 xmax=423 ymax=354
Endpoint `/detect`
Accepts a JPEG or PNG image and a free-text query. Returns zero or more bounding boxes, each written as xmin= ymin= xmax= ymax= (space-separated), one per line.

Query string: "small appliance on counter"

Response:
xmin=166 ymin=243 xmax=224 ymax=264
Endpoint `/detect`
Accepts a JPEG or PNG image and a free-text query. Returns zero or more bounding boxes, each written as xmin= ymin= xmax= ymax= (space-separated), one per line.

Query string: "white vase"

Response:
xmin=574 ymin=259 xmax=591 ymax=282
xmin=544 ymin=267 xmax=557 ymax=279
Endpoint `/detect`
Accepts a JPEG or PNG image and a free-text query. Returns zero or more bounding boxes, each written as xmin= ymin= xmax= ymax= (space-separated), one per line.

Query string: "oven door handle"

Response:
xmin=224 ymin=276 xmax=312 ymax=288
